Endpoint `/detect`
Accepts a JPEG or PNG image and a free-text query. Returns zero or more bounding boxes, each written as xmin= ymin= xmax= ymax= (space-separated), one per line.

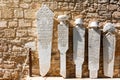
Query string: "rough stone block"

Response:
xmin=4 ymin=29 xmax=15 ymax=38
xmin=2 ymin=7 xmax=13 ymax=18
xmin=98 ymin=0 xmax=109 ymax=3
xmin=0 ymin=10 xmax=1 ymax=18
xmin=14 ymin=8 xmax=23 ymax=18
xmin=25 ymin=41 xmax=36 ymax=51
xmin=0 ymin=21 xmax=7 ymax=28
xmin=24 ymin=0 xmax=32 ymax=3
xmin=16 ymin=30 xmax=28 ymax=37
xmin=28 ymin=28 xmax=37 ymax=36
xmin=20 ymin=3 xmax=29 ymax=8
xmin=24 ymin=9 xmax=36 ymax=19
xmin=108 ymin=4 xmax=118 ymax=11
xmin=112 ymin=12 xmax=120 ymax=19
xmin=8 ymin=21 xmax=17 ymax=27
xmin=98 ymin=4 xmax=107 ymax=11
xmin=19 ymin=19 xmax=31 ymax=27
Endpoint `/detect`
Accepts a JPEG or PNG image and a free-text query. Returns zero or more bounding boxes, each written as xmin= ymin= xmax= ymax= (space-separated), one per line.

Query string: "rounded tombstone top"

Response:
xmin=89 ymin=21 xmax=99 ymax=28
xmin=75 ymin=18 xmax=83 ymax=25
xmin=103 ymin=22 xmax=115 ymax=32
xmin=58 ymin=15 xmax=69 ymax=21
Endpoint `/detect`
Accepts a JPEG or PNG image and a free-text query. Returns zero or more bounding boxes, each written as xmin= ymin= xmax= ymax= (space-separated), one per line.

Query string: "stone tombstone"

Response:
xmin=103 ymin=23 xmax=116 ymax=78
xmin=88 ymin=21 xmax=101 ymax=78
xmin=58 ymin=15 xmax=69 ymax=78
xmin=37 ymin=5 xmax=54 ymax=76
xmin=73 ymin=18 xmax=85 ymax=78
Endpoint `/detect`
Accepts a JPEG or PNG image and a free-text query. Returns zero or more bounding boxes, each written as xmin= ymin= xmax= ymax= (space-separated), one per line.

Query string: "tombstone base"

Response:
xmin=76 ymin=65 xmax=82 ymax=78
xmin=60 ymin=53 xmax=66 ymax=78
xmin=89 ymin=70 xmax=98 ymax=78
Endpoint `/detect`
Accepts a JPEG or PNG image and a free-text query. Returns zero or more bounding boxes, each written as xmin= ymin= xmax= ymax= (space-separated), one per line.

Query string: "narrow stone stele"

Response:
xmin=73 ymin=18 xmax=85 ymax=78
xmin=103 ymin=23 xmax=116 ymax=78
xmin=37 ymin=5 xmax=54 ymax=76
xmin=88 ymin=21 xmax=101 ymax=78
xmin=58 ymin=15 xmax=69 ymax=78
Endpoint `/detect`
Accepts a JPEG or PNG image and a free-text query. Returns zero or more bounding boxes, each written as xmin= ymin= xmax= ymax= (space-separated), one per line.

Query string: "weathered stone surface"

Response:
xmin=2 ymin=7 xmax=13 ymax=18
xmin=4 ymin=29 xmax=15 ymax=38
xmin=88 ymin=27 xmax=101 ymax=78
xmin=19 ymin=19 xmax=31 ymax=27
xmin=24 ymin=0 xmax=32 ymax=3
xmin=108 ymin=4 xmax=118 ymax=11
xmin=103 ymin=23 xmax=116 ymax=78
xmin=14 ymin=8 xmax=23 ymax=18
xmin=110 ymin=0 xmax=119 ymax=3
xmin=0 ymin=10 xmax=1 ymax=18
xmin=0 ymin=31 xmax=4 ymax=37
xmin=25 ymin=42 xmax=36 ymax=51
xmin=112 ymin=12 xmax=120 ymax=19
xmin=58 ymin=15 xmax=69 ymax=78
xmin=98 ymin=0 xmax=109 ymax=3
xmin=20 ymin=3 xmax=29 ymax=8
xmin=73 ymin=25 xmax=85 ymax=78
xmin=8 ymin=21 xmax=17 ymax=27
xmin=24 ymin=9 xmax=36 ymax=19
xmin=16 ymin=30 xmax=28 ymax=37
xmin=0 ymin=21 xmax=7 ymax=28
xmin=37 ymin=5 xmax=54 ymax=76
xmin=98 ymin=4 xmax=107 ymax=11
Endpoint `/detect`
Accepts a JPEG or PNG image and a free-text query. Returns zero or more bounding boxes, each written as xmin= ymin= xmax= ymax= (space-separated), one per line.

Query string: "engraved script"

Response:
xmin=37 ymin=5 xmax=54 ymax=76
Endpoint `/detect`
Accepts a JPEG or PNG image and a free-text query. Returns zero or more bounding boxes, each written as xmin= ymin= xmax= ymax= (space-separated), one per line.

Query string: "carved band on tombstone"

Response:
xmin=58 ymin=15 xmax=69 ymax=78
xmin=103 ymin=23 xmax=116 ymax=78
xmin=88 ymin=21 xmax=101 ymax=78
xmin=73 ymin=18 xmax=85 ymax=78
xmin=37 ymin=5 xmax=54 ymax=76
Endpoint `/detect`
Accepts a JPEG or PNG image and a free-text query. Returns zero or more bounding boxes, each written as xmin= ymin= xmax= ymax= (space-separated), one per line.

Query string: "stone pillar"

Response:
xmin=58 ymin=15 xmax=69 ymax=78
xmin=73 ymin=18 xmax=85 ymax=78
xmin=37 ymin=5 xmax=54 ymax=76
xmin=88 ymin=21 xmax=101 ymax=78
xmin=103 ymin=23 xmax=116 ymax=78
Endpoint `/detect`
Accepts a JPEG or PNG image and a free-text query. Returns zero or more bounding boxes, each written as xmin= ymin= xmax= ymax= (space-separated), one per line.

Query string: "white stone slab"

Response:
xmin=88 ymin=28 xmax=101 ymax=78
xmin=58 ymin=16 xmax=69 ymax=78
xmin=103 ymin=23 xmax=116 ymax=78
xmin=73 ymin=25 xmax=85 ymax=78
xmin=37 ymin=5 xmax=54 ymax=76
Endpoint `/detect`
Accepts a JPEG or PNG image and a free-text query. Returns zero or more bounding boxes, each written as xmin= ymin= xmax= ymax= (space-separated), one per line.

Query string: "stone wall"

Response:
xmin=0 ymin=0 xmax=120 ymax=79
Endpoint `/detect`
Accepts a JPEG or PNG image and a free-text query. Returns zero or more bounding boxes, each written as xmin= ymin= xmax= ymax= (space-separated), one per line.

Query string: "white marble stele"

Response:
xmin=73 ymin=18 xmax=85 ymax=78
xmin=58 ymin=15 xmax=69 ymax=78
xmin=37 ymin=5 xmax=54 ymax=76
xmin=103 ymin=23 xmax=116 ymax=78
xmin=88 ymin=21 xmax=101 ymax=78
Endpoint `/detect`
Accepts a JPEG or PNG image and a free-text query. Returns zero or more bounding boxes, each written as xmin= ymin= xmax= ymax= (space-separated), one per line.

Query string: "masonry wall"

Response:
xmin=0 ymin=0 xmax=120 ymax=79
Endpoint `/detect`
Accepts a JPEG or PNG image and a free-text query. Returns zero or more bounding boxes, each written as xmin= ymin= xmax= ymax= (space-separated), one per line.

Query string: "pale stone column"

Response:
xmin=36 ymin=5 xmax=54 ymax=76
xmin=88 ymin=21 xmax=101 ymax=78
xmin=103 ymin=23 xmax=116 ymax=78
xmin=73 ymin=18 xmax=85 ymax=78
xmin=58 ymin=15 xmax=69 ymax=78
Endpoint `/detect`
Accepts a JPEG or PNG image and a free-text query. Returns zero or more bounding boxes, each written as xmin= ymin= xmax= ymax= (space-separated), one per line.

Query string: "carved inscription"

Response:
xmin=58 ymin=24 xmax=68 ymax=52
xmin=37 ymin=5 xmax=54 ymax=76
xmin=73 ymin=26 xmax=85 ymax=78
xmin=88 ymin=28 xmax=101 ymax=78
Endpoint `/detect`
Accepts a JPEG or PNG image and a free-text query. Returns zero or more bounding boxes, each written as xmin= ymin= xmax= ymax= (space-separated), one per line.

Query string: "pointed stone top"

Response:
xmin=103 ymin=22 xmax=115 ymax=32
xmin=74 ymin=18 xmax=83 ymax=25
xmin=58 ymin=15 xmax=69 ymax=21
xmin=37 ymin=5 xmax=54 ymax=19
xmin=89 ymin=21 xmax=99 ymax=28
